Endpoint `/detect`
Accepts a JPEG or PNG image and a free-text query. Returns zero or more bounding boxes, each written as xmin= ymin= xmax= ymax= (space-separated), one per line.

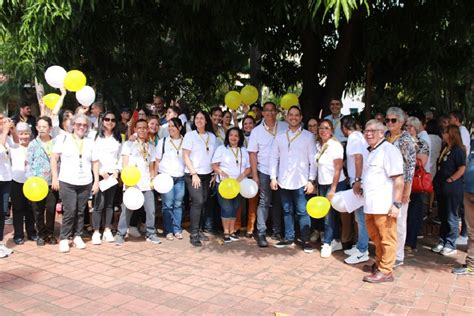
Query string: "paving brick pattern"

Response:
xmin=1 ymin=223 xmax=473 ymax=315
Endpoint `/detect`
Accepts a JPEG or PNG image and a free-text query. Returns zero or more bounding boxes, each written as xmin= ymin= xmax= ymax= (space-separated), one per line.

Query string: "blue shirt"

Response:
xmin=465 ymin=152 xmax=474 ymax=193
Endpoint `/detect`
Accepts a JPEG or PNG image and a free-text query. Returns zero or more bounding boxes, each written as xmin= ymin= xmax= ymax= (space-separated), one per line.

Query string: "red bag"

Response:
xmin=412 ymin=159 xmax=433 ymax=193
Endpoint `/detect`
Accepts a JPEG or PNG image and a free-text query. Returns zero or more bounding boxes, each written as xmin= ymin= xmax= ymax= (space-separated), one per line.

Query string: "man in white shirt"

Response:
xmin=324 ymin=98 xmax=346 ymax=143
xmin=269 ymin=106 xmax=316 ymax=253
xmin=341 ymin=116 xmax=369 ymax=264
xmin=248 ymin=102 xmax=288 ymax=247
xmin=362 ymin=119 xmax=404 ymax=283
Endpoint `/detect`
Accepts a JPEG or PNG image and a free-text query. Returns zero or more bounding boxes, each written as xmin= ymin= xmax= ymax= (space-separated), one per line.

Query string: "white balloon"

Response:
xmin=331 ymin=192 xmax=347 ymax=213
xmin=153 ymin=174 xmax=174 ymax=194
xmin=239 ymin=178 xmax=258 ymax=199
xmin=123 ymin=187 xmax=144 ymax=210
xmin=44 ymin=65 xmax=67 ymax=89
xmin=75 ymin=85 xmax=96 ymax=106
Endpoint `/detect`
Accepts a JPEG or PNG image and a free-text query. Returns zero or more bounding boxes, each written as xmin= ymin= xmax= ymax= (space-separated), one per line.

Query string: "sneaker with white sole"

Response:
xmin=73 ymin=236 xmax=86 ymax=249
xmin=344 ymin=245 xmax=358 ymax=256
xmin=102 ymin=230 xmax=115 ymax=243
xmin=321 ymin=243 xmax=332 ymax=258
xmin=455 ymin=236 xmax=468 ymax=246
xmin=128 ymin=226 xmax=141 ymax=238
xmin=331 ymin=240 xmax=343 ymax=252
xmin=440 ymin=247 xmax=457 ymax=256
xmin=0 ymin=243 xmax=13 ymax=255
xmin=344 ymin=249 xmax=369 ymax=264
xmin=91 ymin=232 xmax=102 ymax=245
xmin=146 ymin=235 xmax=162 ymax=244
xmin=59 ymin=239 xmax=70 ymax=253
xmin=115 ymin=234 xmax=125 ymax=246
xmin=431 ymin=243 xmax=444 ymax=253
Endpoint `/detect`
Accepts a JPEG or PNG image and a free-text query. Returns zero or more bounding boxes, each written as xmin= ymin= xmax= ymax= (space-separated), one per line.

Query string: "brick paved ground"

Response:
xmin=0 ymin=222 xmax=473 ymax=315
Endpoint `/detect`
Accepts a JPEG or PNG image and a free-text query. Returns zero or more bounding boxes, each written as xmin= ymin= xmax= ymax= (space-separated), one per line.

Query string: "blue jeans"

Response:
xmin=355 ymin=207 xmax=369 ymax=252
xmin=319 ymin=181 xmax=347 ymax=244
xmin=161 ymin=176 xmax=185 ymax=235
xmin=217 ymin=192 xmax=241 ymax=219
xmin=437 ymin=190 xmax=463 ymax=249
xmin=280 ymin=187 xmax=311 ymax=242
xmin=256 ymin=172 xmax=283 ymax=236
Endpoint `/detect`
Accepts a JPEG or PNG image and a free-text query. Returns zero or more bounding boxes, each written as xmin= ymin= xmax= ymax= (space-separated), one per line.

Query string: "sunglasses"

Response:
xmin=103 ymin=117 xmax=116 ymax=123
xmin=385 ymin=118 xmax=398 ymax=124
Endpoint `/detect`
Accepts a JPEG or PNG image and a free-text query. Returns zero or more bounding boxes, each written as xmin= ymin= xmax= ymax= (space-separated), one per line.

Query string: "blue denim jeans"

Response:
xmin=161 ymin=176 xmax=185 ymax=235
xmin=280 ymin=187 xmax=311 ymax=242
xmin=217 ymin=192 xmax=241 ymax=219
xmin=118 ymin=190 xmax=156 ymax=238
xmin=355 ymin=206 xmax=369 ymax=252
xmin=256 ymin=172 xmax=283 ymax=236
xmin=319 ymin=181 xmax=347 ymax=244
xmin=437 ymin=191 xmax=463 ymax=249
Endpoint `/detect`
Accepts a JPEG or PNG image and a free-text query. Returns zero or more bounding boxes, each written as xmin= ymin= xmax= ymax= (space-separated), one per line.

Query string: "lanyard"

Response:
xmin=136 ymin=139 xmax=150 ymax=164
xmin=386 ymin=132 xmax=401 ymax=144
xmin=229 ymin=146 xmax=243 ymax=174
xmin=438 ymin=146 xmax=450 ymax=168
xmin=263 ymin=121 xmax=277 ymax=137
xmin=170 ymin=136 xmax=183 ymax=155
xmin=37 ymin=138 xmax=52 ymax=160
xmin=316 ymin=143 xmax=329 ymax=164
xmin=198 ymin=132 xmax=210 ymax=152
xmin=72 ymin=134 xmax=84 ymax=169
xmin=286 ymin=129 xmax=302 ymax=149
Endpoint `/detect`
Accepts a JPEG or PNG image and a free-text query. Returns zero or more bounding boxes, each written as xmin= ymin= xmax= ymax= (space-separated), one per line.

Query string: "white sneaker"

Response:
xmin=440 ymin=247 xmax=457 ymax=256
xmin=102 ymin=230 xmax=115 ymax=243
xmin=321 ymin=243 xmax=332 ymax=258
xmin=331 ymin=240 xmax=343 ymax=252
xmin=431 ymin=243 xmax=444 ymax=253
xmin=128 ymin=226 xmax=141 ymax=238
xmin=344 ymin=249 xmax=369 ymax=264
xmin=0 ymin=243 xmax=13 ymax=255
xmin=456 ymin=236 xmax=468 ymax=246
xmin=344 ymin=245 xmax=358 ymax=256
xmin=91 ymin=232 xmax=102 ymax=245
xmin=73 ymin=236 xmax=86 ymax=249
xmin=59 ymin=239 xmax=70 ymax=253
xmin=310 ymin=231 xmax=320 ymax=242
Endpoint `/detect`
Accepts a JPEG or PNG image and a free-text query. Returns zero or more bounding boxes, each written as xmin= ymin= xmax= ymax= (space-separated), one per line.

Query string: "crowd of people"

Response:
xmin=0 ymin=94 xmax=472 ymax=283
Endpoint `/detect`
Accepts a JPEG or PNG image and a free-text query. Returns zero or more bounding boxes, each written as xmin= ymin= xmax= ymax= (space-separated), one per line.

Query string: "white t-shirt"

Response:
xmin=460 ymin=125 xmax=471 ymax=159
xmin=53 ymin=134 xmax=98 ymax=185
xmin=324 ymin=114 xmax=347 ymax=143
xmin=182 ymin=130 xmax=217 ymax=175
xmin=212 ymin=145 xmax=250 ymax=182
xmin=418 ymin=130 xmax=432 ymax=172
xmin=269 ymin=129 xmax=317 ymax=190
xmin=0 ymin=136 xmax=17 ymax=181
xmin=10 ymin=145 xmax=28 ymax=183
xmin=346 ymin=131 xmax=368 ymax=184
xmin=156 ymin=136 xmax=186 ymax=177
xmin=316 ymin=138 xmax=346 ymax=185
xmin=121 ymin=140 xmax=156 ymax=191
xmin=94 ymin=135 xmax=122 ymax=174
xmin=247 ymin=120 xmax=288 ymax=175
xmin=363 ymin=140 xmax=404 ymax=214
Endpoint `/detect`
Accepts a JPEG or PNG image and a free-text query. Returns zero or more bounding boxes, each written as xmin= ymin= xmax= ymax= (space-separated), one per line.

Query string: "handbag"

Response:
xmin=412 ymin=159 xmax=433 ymax=193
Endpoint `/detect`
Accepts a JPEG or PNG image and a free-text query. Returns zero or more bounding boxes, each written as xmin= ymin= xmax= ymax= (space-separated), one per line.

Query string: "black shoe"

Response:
xmin=28 ymin=235 xmax=38 ymax=241
xmin=271 ymin=233 xmax=283 ymax=241
xmin=223 ymin=236 xmax=232 ymax=243
xmin=302 ymin=242 xmax=314 ymax=253
xmin=36 ymin=237 xmax=45 ymax=246
xmin=342 ymin=242 xmax=353 ymax=250
xmin=48 ymin=236 xmax=58 ymax=245
xmin=190 ymin=234 xmax=202 ymax=247
xmin=229 ymin=233 xmax=240 ymax=241
xmin=257 ymin=235 xmax=268 ymax=247
xmin=274 ymin=240 xmax=295 ymax=248
xmin=14 ymin=238 xmax=25 ymax=245
xmin=245 ymin=232 xmax=253 ymax=239
xmin=198 ymin=232 xmax=209 ymax=241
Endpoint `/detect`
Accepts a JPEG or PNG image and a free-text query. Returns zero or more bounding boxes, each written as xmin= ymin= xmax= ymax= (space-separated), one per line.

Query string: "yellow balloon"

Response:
xmin=42 ymin=93 xmax=61 ymax=110
xmin=247 ymin=111 xmax=257 ymax=119
xmin=218 ymin=178 xmax=240 ymax=199
xmin=306 ymin=196 xmax=331 ymax=219
xmin=121 ymin=166 xmax=141 ymax=186
xmin=64 ymin=70 xmax=87 ymax=92
xmin=23 ymin=177 xmax=49 ymax=202
xmin=281 ymin=93 xmax=299 ymax=110
xmin=240 ymin=85 xmax=258 ymax=105
xmin=224 ymin=91 xmax=242 ymax=110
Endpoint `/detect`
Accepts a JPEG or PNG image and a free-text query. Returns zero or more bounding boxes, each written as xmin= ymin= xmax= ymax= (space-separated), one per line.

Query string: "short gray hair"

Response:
xmin=386 ymin=107 xmax=406 ymax=125
xmin=16 ymin=122 xmax=32 ymax=134
xmin=365 ymin=119 xmax=385 ymax=132
xmin=406 ymin=116 xmax=423 ymax=133
xmin=71 ymin=113 xmax=91 ymax=131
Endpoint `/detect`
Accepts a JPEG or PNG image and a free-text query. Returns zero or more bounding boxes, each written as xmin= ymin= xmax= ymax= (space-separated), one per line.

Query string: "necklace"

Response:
xmin=170 ymin=136 xmax=183 ymax=155
xmin=387 ymin=132 xmax=401 ymax=144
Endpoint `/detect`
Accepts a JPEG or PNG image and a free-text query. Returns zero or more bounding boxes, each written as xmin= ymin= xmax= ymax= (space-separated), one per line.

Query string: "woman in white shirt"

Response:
xmin=316 ymin=119 xmax=347 ymax=258
xmin=183 ymin=111 xmax=217 ymax=247
xmin=156 ymin=118 xmax=186 ymax=240
xmin=212 ymin=127 xmax=251 ymax=243
xmin=51 ymin=114 xmax=100 ymax=253
xmin=10 ymin=123 xmax=37 ymax=245
xmin=91 ymin=111 xmax=122 ymax=245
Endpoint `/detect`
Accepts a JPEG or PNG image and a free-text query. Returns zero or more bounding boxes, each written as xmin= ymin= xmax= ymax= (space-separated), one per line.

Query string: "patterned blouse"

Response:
xmin=26 ymin=137 xmax=55 ymax=185
xmin=387 ymin=130 xmax=416 ymax=183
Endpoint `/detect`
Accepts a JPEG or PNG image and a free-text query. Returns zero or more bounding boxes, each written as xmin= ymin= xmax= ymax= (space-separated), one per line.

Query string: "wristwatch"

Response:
xmin=354 ymin=177 xmax=362 ymax=183
xmin=393 ymin=201 xmax=402 ymax=209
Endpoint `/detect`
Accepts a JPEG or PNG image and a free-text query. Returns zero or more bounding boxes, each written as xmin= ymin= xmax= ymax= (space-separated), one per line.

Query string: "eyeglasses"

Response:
xmin=74 ymin=123 xmax=88 ymax=128
xmin=103 ymin=117 xmax=116 ymax=123
xmin=364 ymin=129 xmax=383 ymax=134
xmin=385 ymin=118 xmax=398 ymax=124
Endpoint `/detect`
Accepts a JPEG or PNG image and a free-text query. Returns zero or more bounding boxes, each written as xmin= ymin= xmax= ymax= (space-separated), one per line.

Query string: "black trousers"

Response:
xmin=92 ymin=183 xmax=118 ymax=230
xmin=184 ymin=173 xmax=211 ymax=236
xmin=59 ymin=181 xmax=92 ymax=239
xmin=11 ymin=180 xmax=36 ymax=239
xmin=33 ymin=188 xmax=59 ymax=238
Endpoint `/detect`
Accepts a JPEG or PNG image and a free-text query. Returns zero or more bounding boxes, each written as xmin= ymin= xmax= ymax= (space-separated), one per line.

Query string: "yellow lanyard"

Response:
xmin=316 ymin=143 xmax=329 ymax=164
xmin=136 ymin=139 xmax=150 ymax=164
xmin=72 ymin=135 xmax=84 ymax=169
xmin=386 ymin=132 xmax=401 ymax=144
xmin=198 ymin=132 xmax=210 ymax=152
xmin=438 ymin=146 xmax=450 ymax=166
xmin=170 ymin=137 xmax=183 ymax=155
xmin=286 ymin=129 xmax=302 ymax=149
xmin=40 ymin=139 xmax=52 ymax=158
xmin=229 ymin=146 xmax=240 ymax=165
xmin=263 ymin=121 xmax=277 ymax=137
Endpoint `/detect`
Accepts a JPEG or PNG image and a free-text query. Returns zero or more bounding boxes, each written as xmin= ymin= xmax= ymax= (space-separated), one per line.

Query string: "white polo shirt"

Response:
xmin=121 ymin=140 xmax=156 ymax=191
xmin=10 ymin=145 xmax=28 ymax=183
xmin=247 ymin=120 xmax=288 ymax=175
xmin=0 ymin=136 xmax=17 ymax=181
xmin=156 ymin=136 xmax=186 ymax=177
xmin=363 ymin=140 xmax=403 ymax=214
xmin=269 ymin=128 xmax=316 ymax=190
xmin=182 ymin=130 xmax=217 ymax=175
xmin=418 ymin=130 xmax=432 ymax=172
xmin=94 ymin=135 xmax=122 ymax=174
xmin=346 ymin=131 xmax=368 ymax=184
xmin=212 ymin=145 xmax=250 ymax=182
xmin=53 ymin=134 xmax=98 ymax=186
xmin=316 ymin=138 xmax=346 ymax=185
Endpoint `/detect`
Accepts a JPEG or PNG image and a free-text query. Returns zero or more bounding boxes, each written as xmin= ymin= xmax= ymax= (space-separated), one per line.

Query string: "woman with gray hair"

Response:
xmin=51 ymin=113 xmax=100 ymax=253
xmin=385 ymin=107 xmax=416 ymax=268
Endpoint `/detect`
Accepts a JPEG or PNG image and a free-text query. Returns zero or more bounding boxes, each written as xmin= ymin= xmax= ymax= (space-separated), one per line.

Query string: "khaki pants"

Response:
xmin=464 ymin=192 xmax=474 ymax=268
xmin=365 ymin=213 xmax=398 ymax=274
